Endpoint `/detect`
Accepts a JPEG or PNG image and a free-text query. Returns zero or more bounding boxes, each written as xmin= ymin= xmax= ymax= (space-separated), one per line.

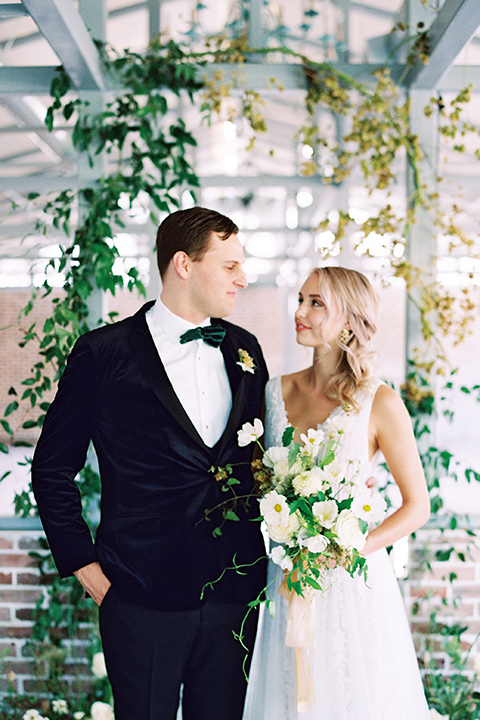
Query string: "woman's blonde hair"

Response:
xmin=309 ymin=266 xmax=379 ymax=411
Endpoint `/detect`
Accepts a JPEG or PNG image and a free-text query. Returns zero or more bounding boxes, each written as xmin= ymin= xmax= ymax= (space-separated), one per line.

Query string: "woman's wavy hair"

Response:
xmin=310 ymin=266 xmax=379 ymax=411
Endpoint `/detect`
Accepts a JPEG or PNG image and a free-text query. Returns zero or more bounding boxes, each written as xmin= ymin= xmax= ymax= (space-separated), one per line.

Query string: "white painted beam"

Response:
xmin=404 ymin=0 xmax=480 ymax=89
xmin=20 ymin=0 xmax=105 ymax=90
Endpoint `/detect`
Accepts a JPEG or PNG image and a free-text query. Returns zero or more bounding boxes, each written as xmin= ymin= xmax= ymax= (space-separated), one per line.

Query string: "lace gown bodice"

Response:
xmin=243 ymin=376 xmax=431 ymax=720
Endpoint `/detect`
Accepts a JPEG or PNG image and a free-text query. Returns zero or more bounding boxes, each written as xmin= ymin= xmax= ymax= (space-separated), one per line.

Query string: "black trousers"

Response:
xmin=99 ymin=587 xmax=258 ymax=720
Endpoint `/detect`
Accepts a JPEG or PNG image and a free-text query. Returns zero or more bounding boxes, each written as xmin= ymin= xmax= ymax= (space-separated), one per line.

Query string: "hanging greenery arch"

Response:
xmin=1 ymin=25 xmax=480 ymax=710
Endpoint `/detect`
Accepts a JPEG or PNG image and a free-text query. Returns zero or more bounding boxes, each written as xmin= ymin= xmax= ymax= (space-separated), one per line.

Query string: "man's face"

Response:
xmin=187 ymin=231 xmax=248 ymax=321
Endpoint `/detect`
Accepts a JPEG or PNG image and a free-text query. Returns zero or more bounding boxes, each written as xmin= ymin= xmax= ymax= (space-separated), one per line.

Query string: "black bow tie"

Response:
xmin=179 ymin=325 xmax=226 ymax=348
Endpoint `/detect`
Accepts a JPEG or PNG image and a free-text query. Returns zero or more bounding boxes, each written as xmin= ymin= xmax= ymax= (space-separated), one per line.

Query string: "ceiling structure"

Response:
xmin=0 ymin=0 xmax=480 ymax=291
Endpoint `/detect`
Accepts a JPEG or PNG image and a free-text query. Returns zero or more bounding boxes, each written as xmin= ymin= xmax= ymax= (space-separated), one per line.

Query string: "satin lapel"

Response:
xmin=129 ymin=303 xmax=206 ymax=449
xmin=214 ymin=321 xmax=252 ymax=459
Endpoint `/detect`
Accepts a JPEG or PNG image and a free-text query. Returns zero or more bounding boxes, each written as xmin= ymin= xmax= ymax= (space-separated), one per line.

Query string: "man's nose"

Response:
xmin=235 ymin=268 xmax=248 ymax=288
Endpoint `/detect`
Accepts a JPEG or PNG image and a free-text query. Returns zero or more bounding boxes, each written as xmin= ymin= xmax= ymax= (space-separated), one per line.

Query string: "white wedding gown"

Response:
xmin=243 ymin=376 xmax=430 ymax=720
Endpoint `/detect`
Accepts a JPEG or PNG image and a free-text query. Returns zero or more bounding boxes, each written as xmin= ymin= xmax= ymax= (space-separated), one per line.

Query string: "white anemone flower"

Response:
xmin=300 ymin=428 xmax=324 ymax=456
xmin=237 ymin=418 xmax=264 ymax=447
xmin=52 ymin=699 xmax=68 ymax=714
xmin=260 ymin=490 xmax=290 ymax=526
xmin=270 ymin=545 xmax=294 ymax=571
xmin=325 ymin=414 xmax=352 ymax=438
xmin=304 ymin=534 xmax=330 ymax=554
xmin=312 ymin=499 xmax=339 ymax=528
xmin=22 ymin=712 xmax=42 ymax=720
xmin=320 ymin=460 xmax=350 ymax=493
xmin=262 ymin=445 xmax=289 ymax=468
xmin=351 ymin=489 xmax=387 ymax=523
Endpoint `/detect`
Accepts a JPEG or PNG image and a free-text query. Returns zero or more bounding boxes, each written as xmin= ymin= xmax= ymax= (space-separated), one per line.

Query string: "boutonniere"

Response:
xmin=236 ymin=348 xmax=256 ymax=374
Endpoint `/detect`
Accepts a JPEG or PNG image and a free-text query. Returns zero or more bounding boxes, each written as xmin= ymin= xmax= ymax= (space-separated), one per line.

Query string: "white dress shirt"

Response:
xmin=145 ymin=298 xmax=232 ymax=447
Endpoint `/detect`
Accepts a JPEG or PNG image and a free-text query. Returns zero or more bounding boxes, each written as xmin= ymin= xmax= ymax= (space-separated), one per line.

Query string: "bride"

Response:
xmin=243 ymin=266 xmax=431 ymax=720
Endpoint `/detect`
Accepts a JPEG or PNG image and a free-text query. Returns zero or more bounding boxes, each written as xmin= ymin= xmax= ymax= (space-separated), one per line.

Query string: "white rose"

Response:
xmin=260 ymin=491 xmax=290 ymax=526
xmin=91 ymin=651 xmax=108 ymax=678
xmin=292 ymin=468 xmax=324 ymax=497
xmin=333 ymin=510 xmax=366 ymax=551
xmin=304 ymin=534 xmax=330 ymax=554
xmin=312 ymin=500 xmax=339 ymax=529
xmin=267 ymin=512 xmax=300 ymax=543
xmin=90 ymin=702 xmax=115 ymax=720
xmin=270 ymin=545 xmax=293 ymax=571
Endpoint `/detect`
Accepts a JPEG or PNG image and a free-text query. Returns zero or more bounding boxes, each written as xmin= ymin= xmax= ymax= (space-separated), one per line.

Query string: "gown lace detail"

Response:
xmin=243 ymin=376 xmax=430 ymax=720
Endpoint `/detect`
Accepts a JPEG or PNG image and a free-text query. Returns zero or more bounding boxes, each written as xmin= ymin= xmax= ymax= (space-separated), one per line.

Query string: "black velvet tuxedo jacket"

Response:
xmin=32 ymin=302 xmax=268 ymax=610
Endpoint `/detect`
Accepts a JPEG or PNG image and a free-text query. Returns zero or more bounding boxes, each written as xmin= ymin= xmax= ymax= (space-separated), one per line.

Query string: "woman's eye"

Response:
xmin=312 ymin=299 xmax=323 ymax=307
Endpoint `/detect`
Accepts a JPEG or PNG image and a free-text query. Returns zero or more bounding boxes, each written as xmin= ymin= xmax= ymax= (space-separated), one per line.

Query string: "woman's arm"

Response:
xmin=362 ymin=384 xmax=430 ymax=556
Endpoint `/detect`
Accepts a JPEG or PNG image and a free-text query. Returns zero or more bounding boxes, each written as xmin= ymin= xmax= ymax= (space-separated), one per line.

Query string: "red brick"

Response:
xmin=0 ymin=553 xmax=34 ymax=568
xmin=451 ymin=585 xmax=480 ymax=598
xmin=23 ymin=679 xmax=50 ymax=693
xmin=0 ymin=589 xmax=43 ymax=603
xmin=18 ymin=536 xmax=47 ymax=551
xmin=17 ymin=572 xmax=40 ymax=585
xmin=0 ymin=572 xmax=12 ymax=584
xmin=15 ymin=608 xmax=34 ymax=621
xmin=0 ymin=537 xmax=14 ymax=550
xmin=0 ymin=607 xmax=10 ymax=621
xmin=0 ymin=642 xmax=17 ymax=657
xmin=430 ymin=564 xmax=476 ymax=581
xmin=410 ymin=586 xmax=447 ymax=599
xmin=4 ymin=660 xmax=36 ymax=674
xmin=451 ymin=602 xmax=475 ymax=617
xmin=0 ymin=626 xmax=33 ymax=639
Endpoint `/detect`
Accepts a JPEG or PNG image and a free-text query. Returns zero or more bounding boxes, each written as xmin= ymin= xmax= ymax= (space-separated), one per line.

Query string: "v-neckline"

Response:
xmin=275 ymin=375 xmax=345 ymax=432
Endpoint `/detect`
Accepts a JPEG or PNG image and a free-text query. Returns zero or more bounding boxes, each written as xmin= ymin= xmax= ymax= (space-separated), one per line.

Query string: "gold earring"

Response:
xmin=340 ymin=328 xmax=351 ymax=345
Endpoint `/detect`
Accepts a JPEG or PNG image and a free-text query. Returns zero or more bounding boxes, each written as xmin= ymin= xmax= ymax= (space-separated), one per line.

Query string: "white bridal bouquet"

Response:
xmin=238 ymin=416 xmax=387 ymax=596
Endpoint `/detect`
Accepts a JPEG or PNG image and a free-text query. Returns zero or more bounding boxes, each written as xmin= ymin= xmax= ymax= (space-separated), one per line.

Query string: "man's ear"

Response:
xmin=171 ymin=251 xmax=191 ymax=280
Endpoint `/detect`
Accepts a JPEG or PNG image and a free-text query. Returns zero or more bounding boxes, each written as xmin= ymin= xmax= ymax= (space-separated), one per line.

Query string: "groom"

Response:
xmin=32 ymin=207 xmax=268 ymax=720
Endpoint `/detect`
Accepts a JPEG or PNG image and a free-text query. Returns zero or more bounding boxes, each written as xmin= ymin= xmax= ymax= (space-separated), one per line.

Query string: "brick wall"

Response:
xmin=0 ymin=522 xmax=479 ymax=697
xmin=0 ymin=524 xmax=96 ymax=697
xmin=405 ymin=527 xmax=480 ymax=675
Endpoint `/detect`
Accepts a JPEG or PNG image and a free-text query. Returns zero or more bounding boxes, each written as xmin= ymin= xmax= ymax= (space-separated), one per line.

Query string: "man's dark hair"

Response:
xmin=156 ymin=207 xmax=239 ymax=278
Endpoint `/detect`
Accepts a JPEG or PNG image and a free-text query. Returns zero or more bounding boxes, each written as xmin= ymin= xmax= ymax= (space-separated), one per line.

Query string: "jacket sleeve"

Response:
xmin=31 ymin=334 xmax=100 ymax=578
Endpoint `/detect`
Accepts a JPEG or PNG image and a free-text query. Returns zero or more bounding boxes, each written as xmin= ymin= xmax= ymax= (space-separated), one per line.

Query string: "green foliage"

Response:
xmin=422 ymin=616 xmax=480 ymax=720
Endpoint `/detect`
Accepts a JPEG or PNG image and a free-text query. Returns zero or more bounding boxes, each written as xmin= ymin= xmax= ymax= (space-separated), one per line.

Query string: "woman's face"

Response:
xmin=294 ymin=274 xmax=348 ymax=349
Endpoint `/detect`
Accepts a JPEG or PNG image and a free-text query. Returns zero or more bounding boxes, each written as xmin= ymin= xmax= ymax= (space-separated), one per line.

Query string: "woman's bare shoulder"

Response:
xmin=371 ymin=382 xmax=410 ymax=425
xmin=281 ymin=369 xmax=309 ymax=395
